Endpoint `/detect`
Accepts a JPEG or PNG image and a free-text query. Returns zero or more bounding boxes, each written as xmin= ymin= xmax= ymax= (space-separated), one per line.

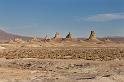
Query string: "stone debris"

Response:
xmin=2 ymin=47 xmax=124 ymax=60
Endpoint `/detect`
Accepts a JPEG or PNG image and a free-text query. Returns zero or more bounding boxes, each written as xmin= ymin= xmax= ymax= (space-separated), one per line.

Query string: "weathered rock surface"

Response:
xmin=14 ymin=38 xmax=25 ymax=43
xmin=30 ymin=36 xmax=40 ymax=43
xmin=88 ymin=31 xmax=97 ymax=41
xmin=53 ymin=32 xmax=62 ymax=41
xmin=104 ymin=38 xmax=113 ymax=43
xmin=65 ymin=32 xmax=72 ymax=40
xmin=44 ymin=35 xmax=51 ymax=42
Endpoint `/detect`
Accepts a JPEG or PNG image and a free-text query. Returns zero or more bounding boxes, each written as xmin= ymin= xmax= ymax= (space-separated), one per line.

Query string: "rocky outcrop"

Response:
xmin=104 ymin=38 xmax=113 ymax=43
xmin=9 ymin=39 xmax=14 ymax=44
xmin=14 ymin=38 xmax=25 ymax=43
xmin=54 ymin=32 xmax=61 ymax=39
xmin=65 ymin=32 xmax=72 ymax=41
xmin=44 ymin=34 xmax=51 ymax=42
xmin=30 ymin=36 xmax=40 ymax=43
xmin=53 ymin=32 xmax=62 ymax=41
xmin=88 ymin=31 xmax=97 ymax=41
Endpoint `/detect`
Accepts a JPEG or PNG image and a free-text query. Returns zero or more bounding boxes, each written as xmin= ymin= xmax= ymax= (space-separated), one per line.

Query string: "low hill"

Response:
xmin=0 ymin=29 xmax=32 ymax=42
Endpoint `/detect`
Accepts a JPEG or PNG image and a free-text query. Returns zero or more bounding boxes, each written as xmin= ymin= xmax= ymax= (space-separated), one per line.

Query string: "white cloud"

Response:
xmin=86 ymin=13 xmax=124 ymax=22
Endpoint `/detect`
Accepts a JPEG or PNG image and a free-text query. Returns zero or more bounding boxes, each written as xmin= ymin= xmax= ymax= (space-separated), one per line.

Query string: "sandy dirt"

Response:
xmin=0 ymin=42 xmax=124 ymax=82
xmin=0 ymin=58 xmax=123 ymax=82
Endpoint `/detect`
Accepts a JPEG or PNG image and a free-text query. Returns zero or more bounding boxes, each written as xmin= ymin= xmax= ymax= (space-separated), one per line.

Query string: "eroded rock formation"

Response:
xmin=104 ymin=38 xmax=113 ymax=43
xmin=30 ymin=36 xmax=40 ymax=43
xmin=9 ymin=39 xmax=14 ymax=43
xmin=14 ymin=38 xmax=25 ymax=43
xmin=44 ymin=34 xmax=51 ymax=42
xmin=54 ymin=32 xmax=61 ymax=38
xmin=53 ymin=32 xmax=61 ymax=40
xmin=65 ymin=32 xmax=72 ymax=40
xmin=88 ymin=31 xmax=97 ymax=41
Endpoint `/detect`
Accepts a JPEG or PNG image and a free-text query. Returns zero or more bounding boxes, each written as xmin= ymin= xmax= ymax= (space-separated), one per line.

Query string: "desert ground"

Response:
xmin=0 ymin=41 xmax=124 ymax=82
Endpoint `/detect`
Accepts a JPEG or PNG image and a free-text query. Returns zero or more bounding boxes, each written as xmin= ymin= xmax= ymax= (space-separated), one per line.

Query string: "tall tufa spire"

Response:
xmin=88 ymin=31 xmax=97 ymax=41
xmin=65 ymin=32 xmax=72 ymax=41
xmin=53 ymin=32 xmax=62 ymax=42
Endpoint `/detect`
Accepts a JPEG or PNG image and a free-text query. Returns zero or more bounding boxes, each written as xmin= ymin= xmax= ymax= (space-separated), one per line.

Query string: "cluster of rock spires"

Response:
xmin=53 ymin=32 xmax=73 ymax=40
xmin=52 ymin=31 xmax=98 ymax=41
xmin=8 ymin=31 xmax=112 ymax=43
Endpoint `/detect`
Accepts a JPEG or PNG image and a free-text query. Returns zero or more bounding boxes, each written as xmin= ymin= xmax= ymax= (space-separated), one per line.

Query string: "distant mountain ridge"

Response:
xmin=0 ymin=29 xmax=32 ymax=42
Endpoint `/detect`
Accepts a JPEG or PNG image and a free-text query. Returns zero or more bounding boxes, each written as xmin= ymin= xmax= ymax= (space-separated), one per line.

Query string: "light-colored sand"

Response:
xmin=0 ymin=59 xmax=123 ymax=82
xmin=0 ymin=42 xmax=124 ymax=82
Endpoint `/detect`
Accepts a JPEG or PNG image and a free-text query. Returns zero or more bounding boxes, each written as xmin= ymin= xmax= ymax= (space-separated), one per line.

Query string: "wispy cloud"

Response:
xmin=86 ymin=13 xmax=124 ymax=22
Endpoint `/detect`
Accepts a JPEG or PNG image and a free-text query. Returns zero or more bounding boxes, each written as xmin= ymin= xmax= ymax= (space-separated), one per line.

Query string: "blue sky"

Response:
xmin=0 ymin=0 xmax=124 ymax=38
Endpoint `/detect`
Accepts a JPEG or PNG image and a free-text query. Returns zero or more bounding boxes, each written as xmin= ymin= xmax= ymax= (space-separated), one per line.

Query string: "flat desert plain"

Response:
xmin=0 ymin=42 xmax=124 ymax=82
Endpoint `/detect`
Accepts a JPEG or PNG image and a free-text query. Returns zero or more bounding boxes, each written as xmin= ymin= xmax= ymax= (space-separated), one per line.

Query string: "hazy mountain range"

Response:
xmin=0 ymin=29 xmax=32 ymax=42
